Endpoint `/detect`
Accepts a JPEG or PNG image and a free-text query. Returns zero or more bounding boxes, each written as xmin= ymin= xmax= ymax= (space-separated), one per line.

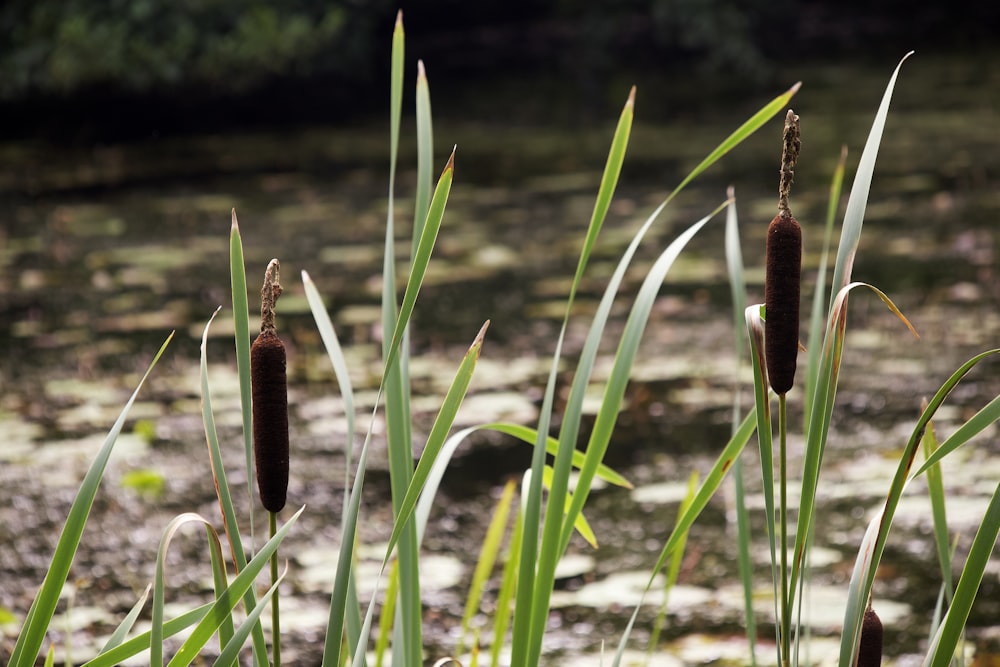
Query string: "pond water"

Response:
xmin=1 ymin=52 xmax=999 ymax=665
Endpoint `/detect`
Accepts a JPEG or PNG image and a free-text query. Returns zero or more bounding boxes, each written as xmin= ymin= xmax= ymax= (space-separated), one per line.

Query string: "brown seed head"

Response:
xmin=765 ymin=211 xmax=802 ymax=394
xmin=857 ymin=607 xmax=883 ymax=667
xmin=252 ymin=330 xmax=289 ymax=512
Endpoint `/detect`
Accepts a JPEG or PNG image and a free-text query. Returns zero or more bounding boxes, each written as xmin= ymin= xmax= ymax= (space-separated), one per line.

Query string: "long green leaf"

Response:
xmin=9 ymin=333 xmax=173 ymax=667
xmin=610 ymin=407 xmax=758 ymax=666
xmin=479 ymin=422 xmax=631 ymax=488
xmin=303 ymin=269 xmax=366 ymax=660
xmin=229 ymin=212 xmax=255 ymax=543
xmin=837 ymin=348 xmax=999 ymax=667
xmin=745 ymin=303 xmax=780 ymax=651
xmin=151 ymin=514 xmax=226 ymax=667
xmin=99 ymin=586 xmax=150 ymax=654
xmin=724 ymin=188 xmax=757 ymax=666
xmin=829 ymin=52 xmax=912 ymax=298
xmin=81 ymin=604 xmax=214 ymax=667
xmin=213 ymin=565 xmax=287 ymax=667
xmin=524 ymin=207 xmax=723 ymax=662
xmin=924 ymin=482 xmax=1000 ymax=667
xmin=511 ymin=87 xmax=638 ymax=667
xmin=804 ymin=145 xmax=847 ymax=427
xmin=198 ymin=307 xmax=269 ymax=663
xmin=559 ymin=203 xmax=730 ymax=553
xmin=456 ymin=479 xmax=516 ymax=656
xmin=166 ymin=506 xmax=303 ymax=667
xmin=914 ymin=386 xmax=1000 ymax=476
xmin=921 ymin=415 xmax=953 ymax=605
xmin=382 ymin=322 xmax=488 ymax=566
xmin=383 ymin=150 xmax=455 ymax=376
xmin=412 ymin=59 xmax=433 ymax=256
xmin=321 ymin=427 xmax=376 ymax=667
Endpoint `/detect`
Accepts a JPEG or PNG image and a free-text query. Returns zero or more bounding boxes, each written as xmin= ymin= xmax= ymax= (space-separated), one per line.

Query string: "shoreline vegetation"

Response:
xmin=2 ymin=12 xmax=999 ymax=667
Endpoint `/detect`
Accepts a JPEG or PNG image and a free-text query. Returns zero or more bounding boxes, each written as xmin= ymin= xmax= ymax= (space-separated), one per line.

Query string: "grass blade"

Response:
xmin=511 ymin=87 xmax=637 ymax=667
xmin=151 ymin=514 xmax=226 ymax=667
xmin=921 ymin=414 xmax=953 ymax=604
xmin=923 ymin=484 xmax=1000 ymax=667
xmin=829 ymin=52 xmax=913 ymax=297
xmin=382 ymin=322 xmax=488 ymax=565
xmin=99 ymin=585 xmax=150 ymax=654
xmin=456 ymin=479 xmax=517 ymax=656
xmin=724 ymin=188 xmax=757 ymax=666
xmin=804 ymin=145 xmax=847 ymax=426
xmin=914 ymin=385 xmax=1000 ymax=476
xmin=838 ymin=348 xmax=1000 ymax=667
xmin=198 ymin=307 xmax=269 ymax=663
xmin=213 ymin=564 xmax=288 ymax=667
xmin=559 ymin=202 xmax=729 ymax=553
xmin=229 ymin=212 xmax=255 ymax=544
xmin=480 ymin=422 xmax=632 ymax=488
xmin=166 ymin=506 xmax=303 ymax=667
xmin=9 ymin=333 xmax=173 ymax=667
xmin=611 ymin=407 xmax=758 ymax=666
xmin=80 ymin=604 xmax=213 ymax=667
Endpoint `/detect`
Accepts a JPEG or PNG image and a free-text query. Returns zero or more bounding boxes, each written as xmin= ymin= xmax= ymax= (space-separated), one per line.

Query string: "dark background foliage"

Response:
xmin=1 ymin=0 xmax=994 ymax=142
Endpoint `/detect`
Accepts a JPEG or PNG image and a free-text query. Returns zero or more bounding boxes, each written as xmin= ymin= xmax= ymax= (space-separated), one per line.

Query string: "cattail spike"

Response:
xmin=765 ymin=111 xmax=803 ymax=395
xmin=252 ymin=259 xmax=289 ymax=513
xmin=857 ymin=607 xmax=884 ymax=667
xmin=765 ymin=211 xmax=802 ymax=394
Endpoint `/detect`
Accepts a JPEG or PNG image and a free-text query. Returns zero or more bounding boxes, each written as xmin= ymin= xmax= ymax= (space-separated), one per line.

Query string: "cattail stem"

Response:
xmin=779 ymin=393 xmax=791 ymax=667
xmin=270 ymin=511 xmax=281 ymax=667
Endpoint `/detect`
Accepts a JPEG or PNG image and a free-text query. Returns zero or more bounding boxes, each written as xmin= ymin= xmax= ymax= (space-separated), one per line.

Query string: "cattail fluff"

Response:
xmin=764 ymin=210 xmax=802 ymax=394
xmin=252 ymin=259 xmax=289 ymax=513
xmin=857 ymin=607 xmax=883 ymax=667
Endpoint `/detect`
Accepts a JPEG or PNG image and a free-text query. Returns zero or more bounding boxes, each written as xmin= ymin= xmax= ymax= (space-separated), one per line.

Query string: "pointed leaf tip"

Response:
xmin=472 ymin=320 xmax=490 ymax=350
xmin=444 ymin=147 xmax=456 ymax=172
xmin=627 ymin=86 xmax=636 ymax=107
xmin=395 ymin=9 xmax=403 ymax=26
xmin=301 ymin=269 xmax=312 ymax=285
xmin=418 ymin=59 xmax=426 ymax=79
xmin=788 ymin=81 xmax=802 ymax=96
xmin=727 ymin=184 xmax=735 ymax=200
xmin=231 ymin=209 xmax=239 ymax=229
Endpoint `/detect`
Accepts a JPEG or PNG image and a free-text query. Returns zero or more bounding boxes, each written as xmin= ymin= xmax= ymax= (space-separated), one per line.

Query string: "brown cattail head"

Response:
xmin=252 ymin=259 xmax=288 ymax=513
xmin=857 ymin=607 xmax=883 ymax=667
xmin=764 ymin=110 xmax=802 ymax=395
xmin=765 ymin=210 xmax=802 ymax=394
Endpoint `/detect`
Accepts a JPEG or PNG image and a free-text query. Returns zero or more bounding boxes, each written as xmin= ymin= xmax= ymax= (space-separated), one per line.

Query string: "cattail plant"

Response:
xmin=765 ymin=109 xmax=803 ymax=666
xmin=252 ymin=257 xmax=287 ymax=667
xmin=252 ymin=258 xmax=289 ymax=513
xmin=764 ymin=109 xmax=803 ymax=395
xmin=857 ymin=606 xmax=884 ymax=667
